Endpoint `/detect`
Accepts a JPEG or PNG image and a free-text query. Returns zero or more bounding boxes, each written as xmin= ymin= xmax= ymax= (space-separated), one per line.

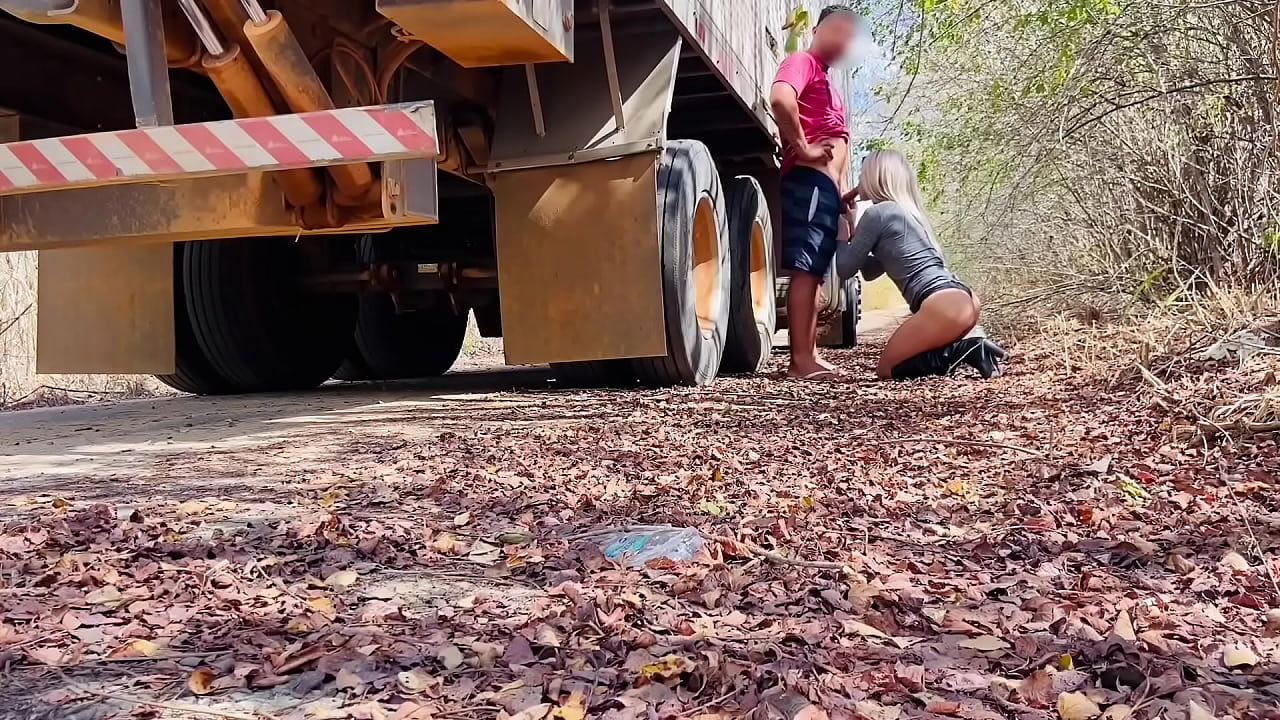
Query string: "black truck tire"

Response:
xmin=182 ymin=237 xmax=356 ymax=393
xmin=631 ymin=140 xmax=731 ymax=387
xmin=333 ymin=233 xmax=469 ymax=381
xmin=155 ymin=242 xmax=232 ymax=395
xmin=719 ymin=175 xmax=776 ymax=373
xmin=351 ymin=295 xmax=468 ymax=380
xmin=837 ymin=274 xmax=862 ymax=348
xmin=333 ymin=353 xmax=373 ymax=382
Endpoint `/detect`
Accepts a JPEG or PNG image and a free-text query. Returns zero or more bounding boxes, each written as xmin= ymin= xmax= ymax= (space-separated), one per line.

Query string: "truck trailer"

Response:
xmin=0 ymin=0 xmax=861 ymax=394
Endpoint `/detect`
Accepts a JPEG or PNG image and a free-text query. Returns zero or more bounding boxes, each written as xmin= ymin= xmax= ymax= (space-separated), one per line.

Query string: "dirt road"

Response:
xmin=2 ymin=306 xmax=1277 ymax=720
xmin=0 ymin=309 xmax=910 ymax=500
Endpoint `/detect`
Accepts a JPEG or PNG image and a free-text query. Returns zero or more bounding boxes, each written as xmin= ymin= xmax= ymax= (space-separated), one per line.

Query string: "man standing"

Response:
xmin=770 ymin=5 xmax=858 ymax=380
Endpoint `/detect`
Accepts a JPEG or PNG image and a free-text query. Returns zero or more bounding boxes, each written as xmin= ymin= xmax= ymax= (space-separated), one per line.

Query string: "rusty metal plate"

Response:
xmin=36 ymin=243 xmax=175 ymax=375
xmin=0 ymin=173 xmax=296 ymax=251
xmin=489 ymin=36 xmax=680 ymax=172
xmin=492 ymin=152 xmax=666 ymax=365
xmin=376 ymin=0 xmax=572 ymax=68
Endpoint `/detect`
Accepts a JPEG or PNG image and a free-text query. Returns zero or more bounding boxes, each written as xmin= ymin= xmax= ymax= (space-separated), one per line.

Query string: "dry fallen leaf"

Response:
xmin=325 ymin=570 xmax=359 ymax=590
xmin=177 ymin=500 xmax=209 ymax=516
xmin=640 ymin=654 xmax=696 ymax=681
xmin=393 ymin=703 xmax=439 ymax=720
xmin=1085 ymin=455 xmax=1112 ymax=474
xmin=844 ymin=620 xmax=890 ymax=640
xmin=1188 ymin=700 xmax=1217 ymax=720
xmin=467 ymin=541 xmax=502 ymax=565
xmin=335 ymin=667 xmax=365 ymax=691
xmin=1220 ymin=551 xmax=1252 ymax=572
xmin=397 ymin=669 xmax=437 ymax=695
xmin=1112 ymin=609 xmax=1137 ymax=641
xmin=188 ymin=667 xmax=216 ymax=696
xmin=508 ymin=703 xmax=553 ymax=720
xmin=1057 ymin=692 xmax=1101 ymax=720
xmin=854 ymin=701 xmax=902 ymax=720
xmin=1100 ymin=705 xmax=1133 ymax=720
xmin=1223 ymin=644 xmax=1259 ymax=668
xmin=2 ymin=302 xmax=1278 ymax=720
xmin=109 ymin=639 xmax=161 ymax=659
xmin=959 ymin=635 xmax=1011 ymax=652
xmin=308 ymin=596 xmax=337 ymax=620
xmin=349 ymin=702 xmax=388 ymax=720
xmin=437 ymin=644 xmax=465 ymax=671
xmin=26 ymin=647 xmax=66 ymax=667
xmin=303 ymin=702 xmax=350 ymax=720
xmin=767 ymin=691 xmax=829 ymax=720
xmin=550 ymin=691 xmax=587 ymax=720
xmin=84 ymin=585 xmax=122 ymax=606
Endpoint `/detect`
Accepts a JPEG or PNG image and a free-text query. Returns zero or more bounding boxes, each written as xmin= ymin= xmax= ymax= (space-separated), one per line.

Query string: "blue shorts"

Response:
xmin=781 ymin=166 xmax=840 ymax=278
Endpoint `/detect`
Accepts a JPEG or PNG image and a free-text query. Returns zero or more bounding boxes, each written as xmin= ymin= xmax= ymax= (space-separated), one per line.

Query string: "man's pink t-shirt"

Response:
xmin=773 ymin=50 xmax=848 ymax=175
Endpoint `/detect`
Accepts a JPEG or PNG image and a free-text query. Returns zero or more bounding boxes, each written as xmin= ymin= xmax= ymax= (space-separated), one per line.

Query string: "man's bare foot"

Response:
xmin=814 ymin=354 xmax=837 ymax=372
xmin=787 ymin=369 xmax=841 ymax=381
xmin=788 ymin=358 xmax=842 ymax=381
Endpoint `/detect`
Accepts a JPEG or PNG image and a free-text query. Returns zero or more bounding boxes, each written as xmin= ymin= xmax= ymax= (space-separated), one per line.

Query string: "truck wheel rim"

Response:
xmin=749 ymin=220 xmax=769 ymax=319
xmin=691 ymin=195 xmax=722 ymax=335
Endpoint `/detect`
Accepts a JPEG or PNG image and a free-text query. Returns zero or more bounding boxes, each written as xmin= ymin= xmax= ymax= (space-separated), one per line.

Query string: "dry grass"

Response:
xmin=1 ymin=252 xmax=169 ymax=409
xmin=984 ymin=278 xmax=1280 ymax=450
xmin=0 ymin=251 xmax=37 ymax=403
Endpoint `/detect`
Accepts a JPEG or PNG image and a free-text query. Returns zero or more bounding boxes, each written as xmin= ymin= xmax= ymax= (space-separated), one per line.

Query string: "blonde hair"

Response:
xmin=858 ymin=149 xmax=936 ymax=245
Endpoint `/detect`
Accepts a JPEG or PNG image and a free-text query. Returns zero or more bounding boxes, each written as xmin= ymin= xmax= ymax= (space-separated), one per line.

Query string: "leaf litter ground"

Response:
xmin=1 ymin=331 xmax=1278 ymax=720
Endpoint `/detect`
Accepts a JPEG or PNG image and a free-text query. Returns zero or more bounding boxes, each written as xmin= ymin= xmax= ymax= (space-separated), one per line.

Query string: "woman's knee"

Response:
xmin=874 ymin=357 xmax=894 ymax=380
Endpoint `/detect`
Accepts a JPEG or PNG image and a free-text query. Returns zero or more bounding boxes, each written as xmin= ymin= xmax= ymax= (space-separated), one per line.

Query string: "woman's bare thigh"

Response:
xmin=875 ymin=289 xmax=978 ymax=378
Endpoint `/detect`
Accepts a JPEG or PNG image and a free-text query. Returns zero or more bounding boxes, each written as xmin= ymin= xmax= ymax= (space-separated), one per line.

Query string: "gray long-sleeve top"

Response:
xmin=834 ymin=201 xmax=962 ymax=311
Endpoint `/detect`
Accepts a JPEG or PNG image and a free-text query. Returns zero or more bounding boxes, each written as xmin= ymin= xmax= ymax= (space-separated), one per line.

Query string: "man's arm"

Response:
xmin=770 ymin=55 xmax=830 ymax=165
xmin=770 ymin=82 xmax=811 ymax=157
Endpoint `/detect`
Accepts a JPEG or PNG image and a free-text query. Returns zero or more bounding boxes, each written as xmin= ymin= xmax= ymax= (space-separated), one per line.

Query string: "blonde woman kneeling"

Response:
xmin=837 ymin=149 xmax=1006 ymax=380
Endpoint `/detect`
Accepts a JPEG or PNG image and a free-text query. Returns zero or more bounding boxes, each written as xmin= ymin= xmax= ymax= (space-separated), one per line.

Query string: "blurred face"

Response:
xmin=811 ymin=12 xmax=857 ymax=65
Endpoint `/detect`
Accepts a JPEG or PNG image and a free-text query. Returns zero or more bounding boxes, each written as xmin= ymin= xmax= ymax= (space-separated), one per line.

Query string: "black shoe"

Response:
xmin=891 ymin=335 xmax=1008 ymax=381
xmin=954 ymin=337 xmax=1008 ymax=379
xmin=890 ymin=343 xmax=966 ymax=380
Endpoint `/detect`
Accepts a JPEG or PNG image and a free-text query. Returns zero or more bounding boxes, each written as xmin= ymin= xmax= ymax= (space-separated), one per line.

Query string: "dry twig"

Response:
xmin=701 ymin=532 xmax=857 ymax=575
xmin=871 ymin=436 xmax=1047 ymax=457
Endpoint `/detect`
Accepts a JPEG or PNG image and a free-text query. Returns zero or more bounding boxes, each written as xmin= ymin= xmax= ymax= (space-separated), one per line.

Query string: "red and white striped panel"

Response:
xmin=0 ymin=102 xmax=437 ymax=195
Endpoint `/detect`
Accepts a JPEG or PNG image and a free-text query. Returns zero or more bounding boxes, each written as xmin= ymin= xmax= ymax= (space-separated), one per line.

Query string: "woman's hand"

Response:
xmin=841 ymin=184 xmax=860 ymax=210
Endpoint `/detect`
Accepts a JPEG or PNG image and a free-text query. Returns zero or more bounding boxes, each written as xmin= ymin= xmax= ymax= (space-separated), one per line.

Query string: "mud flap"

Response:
xmin=492 ymin=153 xmax=666 ymax=365
xmin=487 ymin=32 xmax=681 ymax=365
xmin=36 ymin=244 xmax=175 ymax=375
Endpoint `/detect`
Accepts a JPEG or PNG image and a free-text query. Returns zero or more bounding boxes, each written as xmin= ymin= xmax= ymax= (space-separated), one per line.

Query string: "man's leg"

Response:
xmin=787 ymin=271 xmax=827 ymax=377
xmin=811 ymin=282 xmax=835 ymax=371
xmin=780 ymin=167 xmax=841 ymax=378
